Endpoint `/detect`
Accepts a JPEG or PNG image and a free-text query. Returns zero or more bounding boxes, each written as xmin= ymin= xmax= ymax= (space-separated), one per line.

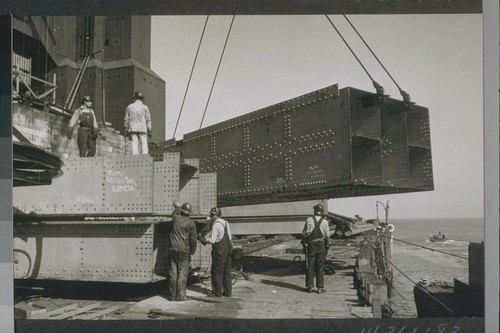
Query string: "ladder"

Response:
xmin=63 ymin=54 xmax=91 ymax=111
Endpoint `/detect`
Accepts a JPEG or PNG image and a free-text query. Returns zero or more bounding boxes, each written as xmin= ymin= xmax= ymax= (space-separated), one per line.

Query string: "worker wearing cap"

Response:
xmin=198 ymin=207 xmax=232 ymax=297
xmin=124 ymin=91 xmax=152 ymax=155
xmin=68 ymin=96 xmax=99 ymax=157
xmin=302 ymin=203 xmax=330 ymax=294
xmin=167 ymin=202 xmax=197 ymax=301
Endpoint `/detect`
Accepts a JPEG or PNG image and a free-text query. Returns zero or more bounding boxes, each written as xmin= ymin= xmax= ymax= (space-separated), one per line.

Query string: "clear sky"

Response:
xmin=150 ymin=14 xmax=483 ymax=220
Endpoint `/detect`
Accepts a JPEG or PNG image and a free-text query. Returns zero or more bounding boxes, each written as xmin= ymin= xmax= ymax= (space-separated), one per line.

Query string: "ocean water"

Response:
xmin=387 ymin=218 xmax=484 ymax=317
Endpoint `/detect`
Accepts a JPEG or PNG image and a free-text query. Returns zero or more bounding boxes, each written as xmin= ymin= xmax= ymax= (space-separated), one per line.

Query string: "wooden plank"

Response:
xmin=50 ymin=302 xmax=101 ymax=320
xmin=14 ymin=303 xmax=47 ymax=319
xmin=31 ymin=303 xmax=78 ymax=319
xmin=372 ymin=298 xmax=382 ymax=318
xmin=73 ymin=305 xmax=122 ymax=320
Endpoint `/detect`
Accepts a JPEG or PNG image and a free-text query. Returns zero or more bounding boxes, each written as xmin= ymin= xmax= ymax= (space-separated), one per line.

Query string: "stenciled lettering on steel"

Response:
xmin=105 ymin=169 xmax=138 ymax=193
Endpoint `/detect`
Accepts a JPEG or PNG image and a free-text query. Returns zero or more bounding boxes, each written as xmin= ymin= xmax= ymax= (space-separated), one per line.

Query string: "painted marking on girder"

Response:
xmin=105 ymin=169 xmax=138 ymax=192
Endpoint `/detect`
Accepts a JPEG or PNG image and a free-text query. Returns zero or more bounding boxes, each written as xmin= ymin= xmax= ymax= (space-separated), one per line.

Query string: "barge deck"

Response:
xmin=15 ymin=237 xmax=374 ymax=320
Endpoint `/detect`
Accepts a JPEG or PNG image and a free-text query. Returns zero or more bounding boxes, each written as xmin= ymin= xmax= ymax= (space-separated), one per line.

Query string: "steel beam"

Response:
xmin=162 ymin=84 xmax=433 ymax=206
xmin=13 ymin=152 xmax=217 ymax=216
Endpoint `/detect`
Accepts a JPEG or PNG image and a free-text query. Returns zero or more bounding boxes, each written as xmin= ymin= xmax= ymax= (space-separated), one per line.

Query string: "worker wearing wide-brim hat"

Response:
xmin=302 ymin=203 xmax=330 ymax=294
xmin=124 ymin=91 xmax=152 ymax=155
xmin=198 ymin=207 xmax=233 ymax=297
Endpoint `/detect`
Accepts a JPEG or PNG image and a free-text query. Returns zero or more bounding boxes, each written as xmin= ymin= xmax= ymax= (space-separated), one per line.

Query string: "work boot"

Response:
xmin=207 ymin=291 xmax=222 ymax=297
xmin=306 ymin=287 xmax=312 ymax=293
xmin=317 ymin=288 xmax=326 ymax=294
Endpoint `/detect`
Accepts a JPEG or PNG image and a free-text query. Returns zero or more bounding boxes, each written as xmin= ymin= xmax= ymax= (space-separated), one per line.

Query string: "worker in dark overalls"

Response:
xmin=168 ymin=202 xmax=197 ymax=301
xmin=198 ymin=207 xmax=233 ymax=297
xmin=302 ymin=203 xmax=330 ymax=293
xmin=67 ymin=96 xmax=99 ymax=157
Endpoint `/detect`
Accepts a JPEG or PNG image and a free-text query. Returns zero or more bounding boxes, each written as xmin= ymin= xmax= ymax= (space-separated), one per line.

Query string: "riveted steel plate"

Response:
xmin=183 ymin=136 xmax=212 ymax=164
xmin=289 ymin=99 xmax=348 ymax=141
xmin=179 ymin=175 xmax=200 ymax=215
xmin=248 ymin=156 xmax=285 ymax=188
xmin=349 ymin=89 xmax=381 ymax=140
xmin=183 ymin=158 xmax=200 ymax=177
xmin=13 ymin=158 xmax=104 ymax=215
xmin=407 ymin=106 xmax=431 ymax=148
xmin=248 ymin=113 xmax=285 ymax=148
xmin=199 ymin=173 xmax=217 ymax=215
xmin=183 ymin=85 xmax=340 ymax=142
xmin=191 ymin=242 xmax=212 ymax=269
xmin=14 ymin=223 xmax=158 ymax=283
xmin=409 ymin=147 xmax=434 ymax=189
xmin=102 ymin=156 xmax=153 ymax=213
xmin=14 ymin=156 xmax=157 ymax=215
xmin=352 ymin=137 xmax=382 ymax=181
xmin=177 ymin=158 xmax=200 ymax=214
xmin=153 ymin=154 xmax=180 ymax=214
xmin=290 ymin=145 xmax=351 ymax=184
xmin=380 ymin=104 xmax=410 ymax=184
xmin=215 ymin=126 xmax=245 ymax=158
xmin=165 ymin=84 xmax=433 ymax=205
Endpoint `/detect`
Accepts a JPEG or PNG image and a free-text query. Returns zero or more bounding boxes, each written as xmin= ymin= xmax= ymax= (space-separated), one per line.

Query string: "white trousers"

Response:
xmin=130 ymin=132 xmax=148 ymax=155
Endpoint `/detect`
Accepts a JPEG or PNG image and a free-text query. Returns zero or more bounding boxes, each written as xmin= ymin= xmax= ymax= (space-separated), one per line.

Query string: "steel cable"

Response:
xmin=324 ymin=15 xmax=383 ymax=94
xmin=343 ymin=15 xmax=410 ymax=102
xmin=199 ymin=15 xmax=236 ymax=130
xmin=385 ymin=256 xmax=456 ymax=315
xmin=173 ymin=15 xmax=210 ymax=138
xmin=381 ymin=234 xmax=468 ymax=260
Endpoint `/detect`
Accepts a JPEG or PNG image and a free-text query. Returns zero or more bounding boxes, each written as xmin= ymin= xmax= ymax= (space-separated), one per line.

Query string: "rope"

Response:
xmin=199 ymin=15 xmax=235 ymax=130
xmin=330 ymin=241 xmax=364 ymax=255
xmin=385 ymin=257 xmax=417 ymax=285
xmin=343 ymin=15 xmax=410 ymax=102
xmin=390 ymin=284 xmax=410 ymax=300
xmin=186 ymin=295 xmax=223 ymax=304
xmin=172 ymin=15 xmax=209 ymax=138
xmin=385 ymin=257 xmax=456 ymax=315
xmin=382 ymin=235 xmax=468 ymax=260
xmin=324 ymin=15 xmax=381 ymax=93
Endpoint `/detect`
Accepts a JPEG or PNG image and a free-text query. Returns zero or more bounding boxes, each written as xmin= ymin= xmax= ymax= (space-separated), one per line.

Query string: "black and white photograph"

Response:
xmin=1 ymin=1 xmax=497 ymax=332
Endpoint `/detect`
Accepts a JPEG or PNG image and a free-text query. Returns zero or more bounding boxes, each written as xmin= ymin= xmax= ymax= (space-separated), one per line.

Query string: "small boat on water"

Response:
xmin=429 ymin=232 xmax=447 ymax=242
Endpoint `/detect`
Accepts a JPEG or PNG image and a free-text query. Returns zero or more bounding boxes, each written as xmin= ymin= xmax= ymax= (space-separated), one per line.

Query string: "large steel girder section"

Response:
xmin=164 ymin=84 xmax=433 ymax=206
xmin=14 ymin=222 xmax=159 ymax=283
xmin=13 ymin=153 xmax=218 ymax=216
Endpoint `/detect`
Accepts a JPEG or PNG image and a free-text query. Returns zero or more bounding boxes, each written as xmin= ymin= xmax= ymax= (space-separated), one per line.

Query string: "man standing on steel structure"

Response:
xmin=198 ymin=207 xmax=233 ymax=297
xmin=302 ymin=203 xmax=330 ymax=294
xmin=67 ymin=96 xmax=99 ymax=157
xmin=124 ymin=91 xmax=152 ymax=155
xmin=168 ymin=202 xmax=197 ymax=301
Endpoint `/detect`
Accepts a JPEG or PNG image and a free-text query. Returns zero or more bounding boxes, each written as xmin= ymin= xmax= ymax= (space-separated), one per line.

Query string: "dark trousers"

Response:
xmin=306 ymin=241 xmax=327 ymax=289
xmin=77 ymin=127 xmax=96 ymax=157
xmin=211 ymin=249 xmax=232 ymax=297
xmin=168 ymin=249 xmax=191 ymax=301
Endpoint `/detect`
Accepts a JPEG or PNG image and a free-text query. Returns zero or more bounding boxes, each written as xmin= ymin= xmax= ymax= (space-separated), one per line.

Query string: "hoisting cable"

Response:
xmin=199 ymin=15 xmax=236 ymax=130
xmin=324 ymin=15 xmax=385 ymax=96
xmin=385 ymin=257 xmax=456 ymax=315
xmin=381 ymin=235 xmax=468 ymax=260
xmin=172 ymin=15 xmax=210 ymax=139
xmin=343 ymin=15 xmax=411 ymax=103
